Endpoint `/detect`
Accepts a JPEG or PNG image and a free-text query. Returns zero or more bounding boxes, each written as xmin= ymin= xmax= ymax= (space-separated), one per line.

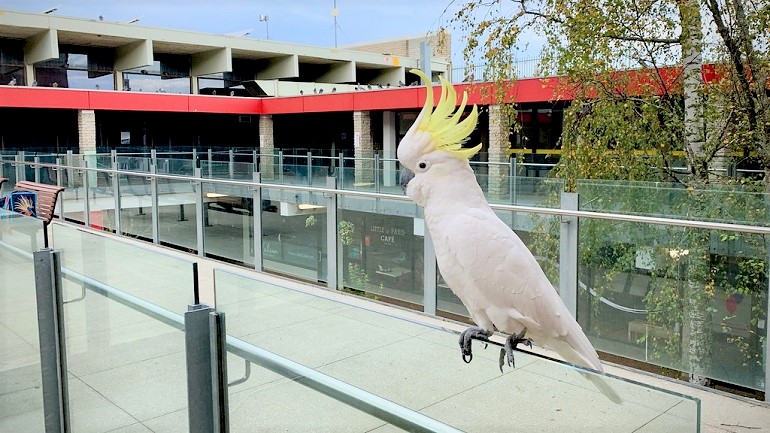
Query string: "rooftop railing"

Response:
xmin=0 ymin=211 xmax=702 ymax=432
xmin=0 ymin=152 xmax=768 ymax=401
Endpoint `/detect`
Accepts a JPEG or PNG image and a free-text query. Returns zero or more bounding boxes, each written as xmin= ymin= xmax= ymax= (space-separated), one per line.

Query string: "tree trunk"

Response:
xmin=679 ymin=0 xmax=713 ymax=385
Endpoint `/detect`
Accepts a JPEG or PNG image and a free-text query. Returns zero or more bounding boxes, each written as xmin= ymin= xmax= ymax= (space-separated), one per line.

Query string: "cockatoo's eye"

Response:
xmin=417 ymin=161 xmax=429 ymax=171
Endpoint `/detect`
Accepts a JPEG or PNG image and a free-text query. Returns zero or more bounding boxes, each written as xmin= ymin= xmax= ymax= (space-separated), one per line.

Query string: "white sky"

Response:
xmin=1 ymin=0 xmax=517 ymax=68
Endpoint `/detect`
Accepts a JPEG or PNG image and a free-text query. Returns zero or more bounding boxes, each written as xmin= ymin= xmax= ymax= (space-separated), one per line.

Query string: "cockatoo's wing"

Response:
xmin=435 ymin=207 xmax=604 ymax=373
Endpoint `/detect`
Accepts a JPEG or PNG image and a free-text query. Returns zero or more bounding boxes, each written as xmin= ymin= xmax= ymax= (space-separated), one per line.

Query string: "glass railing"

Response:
xmin=1 ymin=206 xmax=702 ymax=432
xmin=214 ymin=269 xmax=700 ymax=432
xmin=0 ymin=154 xmax=767 ymax=398
xmin=0 ymin=211 xmax=46 ymax=432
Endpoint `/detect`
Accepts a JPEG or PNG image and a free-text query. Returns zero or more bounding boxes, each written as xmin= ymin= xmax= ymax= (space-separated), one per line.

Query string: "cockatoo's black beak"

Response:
xmin=400 ymin=168 xmax=415 ymax=193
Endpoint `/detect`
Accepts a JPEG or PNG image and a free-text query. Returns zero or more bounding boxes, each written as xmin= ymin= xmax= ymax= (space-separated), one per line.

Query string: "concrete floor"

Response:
xmin=0 ymin=221 xmax=768 ymax=432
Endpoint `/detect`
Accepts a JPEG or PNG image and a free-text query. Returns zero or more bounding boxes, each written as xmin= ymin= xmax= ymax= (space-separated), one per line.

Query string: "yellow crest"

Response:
xmin=412 ymin=69 xmax=480 ymax=159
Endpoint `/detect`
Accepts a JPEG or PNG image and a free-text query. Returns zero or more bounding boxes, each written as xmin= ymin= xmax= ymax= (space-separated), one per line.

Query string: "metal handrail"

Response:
xmin=0 ymin=238 xmax=462 ymax=433
xmin=4 ymin=157 xmax=770 ymax=235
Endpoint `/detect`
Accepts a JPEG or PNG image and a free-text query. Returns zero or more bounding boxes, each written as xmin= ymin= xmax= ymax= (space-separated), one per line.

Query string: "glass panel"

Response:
xmin=578 ymin=219 xmax=768 ymax=391
xmin=158 ymin=174 xmax=197 ymax=252
xmin=118 ymin=172 xmax=153 ymax=241
xmin=261 ymin=187 xmax=326 ymax=282
xmin=576 ymin=179 xmax=768 ymax=391
xmin=0 ymin=213 xmax=46 ymax=432
xmin=338 ymin=207 xmax=423 ymax=307
xmin=52 ymin=222 xmax=196 ymax=314
xmin=214 ymin=269 xmax=700 ymax=432
xmin=61 ymin=156 xmax=86 ymax=224
xmin=54 ymin=225 xmax=193 ymax=432
xmin=203 ymin=182 xmax=254 ymax=266
xmin=85 ymin=160 xmax=116 ymax=233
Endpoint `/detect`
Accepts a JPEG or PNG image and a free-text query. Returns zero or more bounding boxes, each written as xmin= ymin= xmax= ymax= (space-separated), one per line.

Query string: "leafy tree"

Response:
xmin=450 ymin=0 xmax=769 ymax=387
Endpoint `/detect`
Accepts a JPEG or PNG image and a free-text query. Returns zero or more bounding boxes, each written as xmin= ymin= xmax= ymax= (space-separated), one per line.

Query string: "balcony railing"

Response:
xmin=0 ymin=152 xmax=768 ymax=401
xmin=0 ymin=208 xmax=702 ymax=432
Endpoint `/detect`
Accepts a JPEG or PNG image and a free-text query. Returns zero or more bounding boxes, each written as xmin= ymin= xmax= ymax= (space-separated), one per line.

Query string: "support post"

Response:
xmin=33 ymin=249 xmax=71 ymax=433
xmin=185 ymin=305 xmax=230 ymax=433
xmin=208 ymin=149 xmax=213 ymax=178
xmin=66 ymin=150 xmax=74 ymax=189
xmin=112 ymin=158 xmax=122 ymax=235
xmin=278 ymin=149 xmax=284 ymax=184
xmin=306 ymin=151 xmax=312 ymax=186
xmin=34 ymin=156 xmax=41 ymax=183
xmin=195 ymin=167 xmax=205 ymax=257
xmin=559 ymin=192 xmax=579 ymax=317
xmin=82 ymin=162 xmax=91 ymax=228
xmin=55 ymin=157 xmax=64 ymax=219
xmin=252 ymin=172 xmax=263 ymax=272
xmin=374 ymin=153 xmax=380 ymax=193
xmin=150 ymin=165 xmax=159 ymax=244
xmin=228 ymin=149 xmax=234 ymax=179
xmin=423 ymin=220 xmax=437 ymax=315
xmin=15 ymin=152 xmax=25 ymax=182
xmin=326 ymin=177 xmax=338 ymax=290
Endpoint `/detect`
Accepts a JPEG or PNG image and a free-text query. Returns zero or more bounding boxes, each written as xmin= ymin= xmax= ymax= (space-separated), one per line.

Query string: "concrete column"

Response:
xmin=382 ymin=111 xmax=397 ymax=187
xmin=259 ymin=115 xmax=275 ymax=180
xmin=353 ymin=111 xmax=374 ymax=185
xmin=488 ymin=105 xmax=509 ymax=200
xmin=78 ymin=110 xmax=98 ymax=190
xmin=78 ymin=110 xmax=97 ymax=153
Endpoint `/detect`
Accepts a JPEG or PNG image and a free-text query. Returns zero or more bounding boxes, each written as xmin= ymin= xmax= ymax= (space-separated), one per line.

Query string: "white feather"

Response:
xmin=402 ymin=152 xmax=621 ymax=403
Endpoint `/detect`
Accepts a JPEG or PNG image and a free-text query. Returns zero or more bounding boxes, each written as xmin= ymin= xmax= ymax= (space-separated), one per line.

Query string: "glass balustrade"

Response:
xmin=0 ymin=211 xmax=46 ymax=432
xmin=0 ymin=153 xmax=766 ymax=398
xmin=214 ymin=269 xmax=700 ymax=432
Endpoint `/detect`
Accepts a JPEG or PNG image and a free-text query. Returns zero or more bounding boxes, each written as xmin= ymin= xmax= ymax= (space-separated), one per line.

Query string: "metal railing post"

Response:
xmin=252 ymin=172 xmax=263 ymax=271
xmin=195 ymin=167 xmax=205 ymax=256
xmin=326 ymin=177 xmax=338 ymax=290
xmin=374 ymin=153 xmax=380 ymax=193
xmin=150 ymin=164 xmax=159 ymax=243
xmin=55 ymin=157 xmax=64 ymax=219
xmin=192 ymin=148 xmax=198 ymax=168
xmin=559 ymin=192 xmax=579 ymax=317
xmin=34 ymin=156 xmax=41 ymax=183
xmin=151 ymin=148 xmax=157 ymax=169
xmin=423 ymin=219 xmax=437 ymax=315
xmin=66 ymin=150 xmax=74 ymax=189
xmin=33 ymin=249 xmax=71 ymax=433
xmin=278 ymin=149 xmax=284 ymax=183
xmin=15 ymin=152 xmax=24 ymax=182
xmin=185 ymin=305 xmax=229 ymax=433
xmin=306 ymin=151 xmax=312 ymax=186
xmin=112 ymin=158 xmax=122 ymax=235
xmin=228 ymin=149 xmax=234 ymax=179
xmin=510 ymin=156 xmax=517 ymax=204
xmin=338 ymin=152 xmax=344 ymax=188
xmin=82 ymin=162 xmax=91 ymax=228
xmin=207 ymin=148 xmax=213 ymax=178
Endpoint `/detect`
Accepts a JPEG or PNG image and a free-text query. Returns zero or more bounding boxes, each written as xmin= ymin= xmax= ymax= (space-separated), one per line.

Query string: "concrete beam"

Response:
xmin=318 ymin=61 xmax=355 ymax=84
xmin=191 ymin=47 xmax=232 ymax=76
xmin=367 ymin=67 xmax=405 ymax=87
xmin=115 ymin=39 xmax=154 ymax=71
xmin=25 ymin=29 xmax=59 ymax=64
xmin=257 ymin=55 xmax=298 ymax=80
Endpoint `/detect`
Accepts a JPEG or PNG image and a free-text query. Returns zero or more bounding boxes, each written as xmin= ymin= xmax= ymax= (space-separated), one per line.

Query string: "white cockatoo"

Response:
xmin=398 ymin=69 xmax=620 ymax=402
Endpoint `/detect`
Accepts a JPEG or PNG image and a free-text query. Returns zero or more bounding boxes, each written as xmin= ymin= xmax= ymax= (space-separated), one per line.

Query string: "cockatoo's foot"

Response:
xmin=459 ymin=326 xmax=493 ymax=363
xmin=499 ymin=328 xmax=533 ymax=372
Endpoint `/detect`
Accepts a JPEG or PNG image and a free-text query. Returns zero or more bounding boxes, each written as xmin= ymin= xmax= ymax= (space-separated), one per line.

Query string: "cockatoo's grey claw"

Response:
xmin=459 ymin=326 xmax=493 ymax=364
xmin=502 ymin=328 xmax=532 ymax=370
